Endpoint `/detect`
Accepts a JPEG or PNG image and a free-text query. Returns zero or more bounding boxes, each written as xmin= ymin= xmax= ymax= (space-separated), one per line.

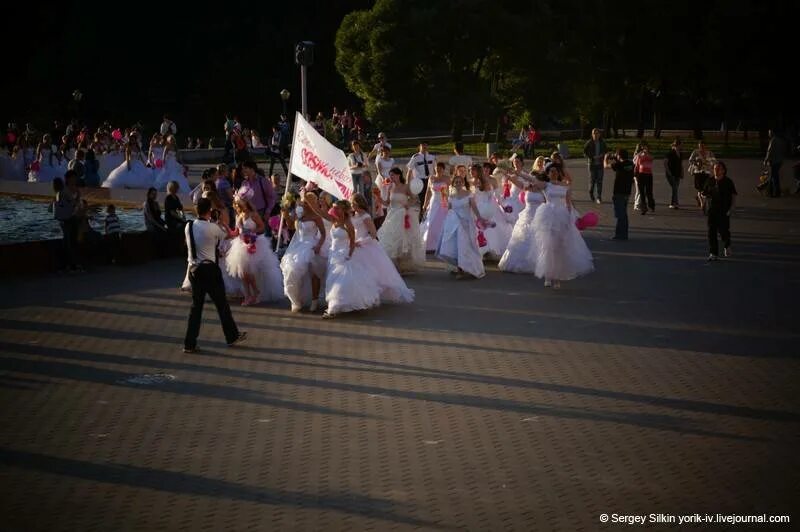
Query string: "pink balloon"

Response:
xmin=268 ymin=215 xmax=281 ymax=232
xmin=112 ymin=129 xmax=122 ymax=141
xmin=155 ymin=158 xmax=164 ymax=168
xmin=583 ymin=211 xmax=599 ymax=227
xmin=575 ymin=218 xmax=587 ymax=230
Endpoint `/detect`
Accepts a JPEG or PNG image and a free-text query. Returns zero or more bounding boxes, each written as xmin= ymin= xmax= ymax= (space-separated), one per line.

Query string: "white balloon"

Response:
xmin=410 ymin=177 xmax=423 ymax=195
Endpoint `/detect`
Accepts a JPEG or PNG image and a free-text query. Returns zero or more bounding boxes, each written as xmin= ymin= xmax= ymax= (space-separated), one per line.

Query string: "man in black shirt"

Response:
xmin=607 ymin=149 xmax=635 ymax=240
xmin=702 ymin=161 xmax=737 ymax=260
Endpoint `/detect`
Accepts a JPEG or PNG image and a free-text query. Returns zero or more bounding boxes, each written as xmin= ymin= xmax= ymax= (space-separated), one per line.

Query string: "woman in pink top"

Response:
xmin=633 ymin=143 xmax=655 ymax=214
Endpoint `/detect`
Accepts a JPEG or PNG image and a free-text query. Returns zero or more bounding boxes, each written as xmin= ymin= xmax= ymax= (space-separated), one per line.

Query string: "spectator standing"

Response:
xmin=238 ymin=160 xmax=276 ymax=223
xmin=165 ymin=180 xmax=186 ymax=236
xmin=702 ymin=161 xmax=737 ymax=261
xmin=633 ymin=143 xmax=655 ymax=214
xmin=763 ymin=129 xmax=788 ymax=198
xmin=606 ymin=149 xmax=635 ymax=241
xmin=268 ymin=125 xmax=289 ymax=177
xmin=688 ymin=141 xmax=715 ymax=212
xmin=313 ymin=112 xmax=326 ymax=136
xmin=448 ymin=142 xmax=473 ymax=175
xmin=368 ymin=132 xmax=392 ymax=163
xmin=84 ymin=148 xmax=101 ymax=187
xmin=664 ymin=138 xmax=683 ymax=209
xmin=583 ymin=128 xmax=607 ymax=204
xmin=68 ymin=149 xmax=86 ymax=185
xmin=348 ymin=140 xmax=367 ymax=196
xmin=52 ymin=173 xmax=82 ymax=271
xmin=527 ymin=124 xmax=542 ymax=157
xmin=406 ymin=141 xmax=436 ymax=206
xmin=215 ymin=164 xmax=235 ymax=228
xmin=160 ymin=115 xmax=177 ymax=138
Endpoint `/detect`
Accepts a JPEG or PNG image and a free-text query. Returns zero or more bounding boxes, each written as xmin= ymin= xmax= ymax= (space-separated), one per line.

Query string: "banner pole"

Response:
xmin=275 ymin=112 xmax=301 ymax=252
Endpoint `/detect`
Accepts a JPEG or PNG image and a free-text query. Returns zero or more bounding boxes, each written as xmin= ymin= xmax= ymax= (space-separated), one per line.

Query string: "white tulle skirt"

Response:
xmin=102 ymin=159 xmax=154 ymax=189
xmin=280 ymin=236 xmax=327 ymax=308
xmin=499 ymin=202 xmax=542 ymax=273
xmin=436 ymin=210 xmax=485 ymax=278
xmin=532 ymin=203 xmax=594 ymax=281
xmin=420 ymin=196 xmax=448 ymax=252
xmin=377 ymin=206 xmax=425 ymax=273
xmin=476 ymin=194 xmax=512 ymax=258
xmin=99 ymin=153 xmax=125 ymax=181
xmin=154 ymin=157 xmax=191 ymax=193
xmin=325 ymin=248 xmax=381 ymax=315
xmin=226 ymin=234 xmax=284 ymax=302
xmin=353 ymin=237 xmax=414 ymax=304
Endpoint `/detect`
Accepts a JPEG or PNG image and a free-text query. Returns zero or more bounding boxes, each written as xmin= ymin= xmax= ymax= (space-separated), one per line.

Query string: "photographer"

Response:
xmin=605 ymin=149 xmax=635 ymax=240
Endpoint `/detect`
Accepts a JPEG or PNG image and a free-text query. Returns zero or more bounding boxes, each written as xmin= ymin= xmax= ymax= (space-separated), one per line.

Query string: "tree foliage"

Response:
xmin=336 ymin=0 xmax=798 ymax=135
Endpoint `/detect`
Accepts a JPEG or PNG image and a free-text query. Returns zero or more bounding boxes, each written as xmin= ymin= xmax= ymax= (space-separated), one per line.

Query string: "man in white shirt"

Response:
xmin=447 ymin=142 xmax=472 ymax=174
xmin=347 ymin=140 xmax=367 ymax=196
xmin=406 ymin=141 xmax=436 ymax=206
xmin=183 ymin=197 xmax=246 ymax=353
xmin=160 ymin=115 xmax=177 ymax=137
xmin=367 ymin=132 xmax=392 ymax=162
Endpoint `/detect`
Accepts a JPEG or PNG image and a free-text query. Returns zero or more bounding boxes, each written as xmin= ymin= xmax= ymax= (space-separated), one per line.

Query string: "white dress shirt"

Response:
xmin=406 ymin=152 xmax=436 ymax=180
xmin=186 ymin=219 xmax=227 ymax=265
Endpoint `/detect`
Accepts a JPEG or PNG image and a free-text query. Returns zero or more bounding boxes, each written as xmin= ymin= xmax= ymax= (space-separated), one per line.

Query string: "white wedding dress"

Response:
xmin=352 ymin=212 xmax=414 ymax=304
xmin=499 ymin=189 xmax=546 ymax=273
xmin=325 ymin=225 xmax=381 ymax=315
xmin=436 ymin=194 xmax=485 ymax=278
xmin=377 ymin=191 xmax=425 ymax=273
xmin=532 ymin=183 xmax=594 ymax=281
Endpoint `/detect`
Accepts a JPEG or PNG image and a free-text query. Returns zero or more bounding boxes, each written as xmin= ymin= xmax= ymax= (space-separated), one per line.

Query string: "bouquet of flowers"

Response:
xmin=241 ymin=229 xmax=257 ymax=254
xmin=477 ymin=230 xmax=488 ymax=248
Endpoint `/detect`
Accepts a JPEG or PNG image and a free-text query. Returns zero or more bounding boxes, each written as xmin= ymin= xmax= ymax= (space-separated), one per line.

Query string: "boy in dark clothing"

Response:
xmin=702 ymin=161 xmax=737 ymax=260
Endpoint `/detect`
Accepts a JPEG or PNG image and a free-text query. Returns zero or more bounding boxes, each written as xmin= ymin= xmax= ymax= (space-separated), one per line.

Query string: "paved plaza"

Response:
xmin=1 ymin=159 xmax=799 ymax=530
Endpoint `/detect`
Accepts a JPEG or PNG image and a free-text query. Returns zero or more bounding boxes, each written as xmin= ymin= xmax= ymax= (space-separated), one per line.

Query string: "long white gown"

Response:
xmin=102 ymin=152 xmax=154 ymax=189
xmin=325 ymin=226 xmax=381 ymax=315
xmin=377 ymin=191 xmax=425 ymax=273
xmin=436 ymin=195 xmax=485 ymax=278
xmin=226 ymin=217 xmax=284 ymax=303
xmin=352 ymin=212 xmax=414 ymax=304
xmin=153 ymin=150 xmax=191 ymax=193
xmin=419 ymin=181 xmax=449 ymax=252
xmin=499 ymin=189 xmax=546 ymax=273
xmin=280 ymin=219 xmax=327 ymax=308
xmin=532 ymin=183 xmax=594 ymax=281
xmin=473 ymin=188 xmax=513 ymax=258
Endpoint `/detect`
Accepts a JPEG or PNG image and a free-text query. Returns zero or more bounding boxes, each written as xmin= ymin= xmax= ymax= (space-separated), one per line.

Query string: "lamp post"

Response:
xmin=280 ymin=89 xmax=290 ymax=117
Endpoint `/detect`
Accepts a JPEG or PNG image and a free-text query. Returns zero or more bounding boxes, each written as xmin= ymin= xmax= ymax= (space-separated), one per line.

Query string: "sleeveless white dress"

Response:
xmin=280 ymin=219 xmax=327 ymax=308
xmin=532 ymin=184 xmax=594 ymax=281
xmin=352 ymin=212 xmax=414 ymax=304
xmin=474 ymin=188 xmax=513 ymax=258
xmin=419 ymin=181 xmax=449 ymax=252
xmin=226 ymin=217 xmax=284 ymax=303
xmin=102 ymin=152 xmax=154 ymax=189
xmin=436 ymin=195 xmax=485 ymax=278
xmin=499 ymin=189 xmax=546 ymax=273
xmin=377 ymin=191 xmax=425 ymax=273
xmin=325 ymin=225 xmax=381 ymax=315
xmin=154 ymin=150 xmax=191 ymax=193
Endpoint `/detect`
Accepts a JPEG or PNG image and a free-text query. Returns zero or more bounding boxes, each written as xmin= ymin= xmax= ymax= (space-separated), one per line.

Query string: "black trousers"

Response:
xmin=636 ymin=173 xmax=655 ymax=212
xmin=268 ymin=150 xmax=289 ymax=177
xmin=707 ymin=212 xmax=731 ymax=256
xmin=417 ymin=178 xmax=428 ymax=219
xmin=184 ymin=262 xmax=239 ymax=349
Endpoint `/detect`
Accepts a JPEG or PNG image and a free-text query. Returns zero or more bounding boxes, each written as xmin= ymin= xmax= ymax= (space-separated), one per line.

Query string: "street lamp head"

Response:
xmin=280 ymin=89 xmax=291 ymax=101
xmin=72 ymin=89 xmax=83 ymax=102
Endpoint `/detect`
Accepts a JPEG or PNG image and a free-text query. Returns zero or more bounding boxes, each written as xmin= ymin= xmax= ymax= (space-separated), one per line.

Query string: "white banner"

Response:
xmin=289 ymin=112 xmax=353 ymax=199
